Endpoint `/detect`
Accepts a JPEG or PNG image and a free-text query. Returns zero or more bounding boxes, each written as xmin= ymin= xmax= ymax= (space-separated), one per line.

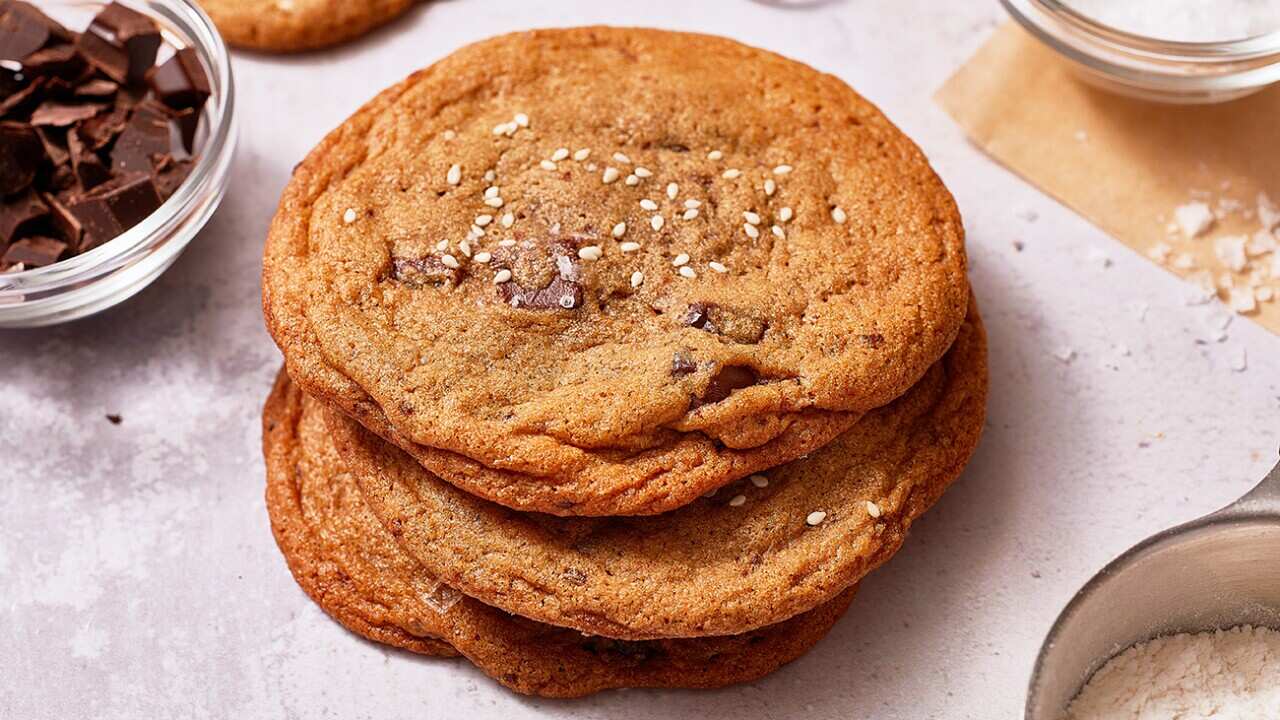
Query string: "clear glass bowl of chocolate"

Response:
xmin=0 ymin=0 xmax=235 ymax=327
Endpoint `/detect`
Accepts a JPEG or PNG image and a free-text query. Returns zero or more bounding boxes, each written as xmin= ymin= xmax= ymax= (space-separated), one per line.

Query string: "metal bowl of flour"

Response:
xmin=1024 ymin=458 xmax=1280 ymax=719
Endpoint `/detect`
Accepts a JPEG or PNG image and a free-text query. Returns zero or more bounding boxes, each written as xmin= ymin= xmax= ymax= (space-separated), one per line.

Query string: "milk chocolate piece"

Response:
xmin=3 ymin=235 xmax=65 ymax=267
xmin=0 ymin=1 xmax=64 ymax=62
xmin=69 ymin=172 xmax=160 ymax=250
xmin=30 ymin=100 xmax=105 ymax=127
xmin=89 ymin=2 xmax=160 ymax=84
xmin=0 ymin=121 xmax=43 ymax=194
xmin=110 ymin=103 xmax=170 ymax=174
xmin=146 ymin=48 xmax=209 ymax=112
xmin=0 ymin=189 xmax=48 ymax=243
xmin=76 ymin=28 xmax=129 ymax=83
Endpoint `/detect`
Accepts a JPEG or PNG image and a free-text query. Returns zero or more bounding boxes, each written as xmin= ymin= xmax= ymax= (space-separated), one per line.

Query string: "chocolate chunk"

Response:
xmin=76 ymin=27 xmax=129 ymax=83
xmin=2 ymin=235 xmax=65 ymax=267
xmin=89 ymin=2 xmax=160 ymax=84
xmin=110 ymin=103 xmax=169 ymax=174
xmin=146 ymin=48 xmax=209 ymax=112
xmin=682 ymin=302 xmax=768 ymax=344
xmin=76 ymin=103 xmax=128 ymax=150
xmin=105 ymin=413 xmax=122 ymax=424
xmin=0 ymin=121 xmax=44 ymax=194
xmin=34 ymin=126 xmax=69 ymax=167
xmin=152 ymin=155 xmax=192 ymax=199
xmin=0 ymin=75 xmax=43 ymax=117
xmin=683 ymin=302 xmax=719 ymax=333
xmin=21 ymin=43 xmax=84 ymax=79
xmin=69 ymin=172 xmax=160 ymax=250
xmin=39 ymin=191 xmax=81 ymax=246
xmin=67 ymin=130 xmax=110 ymax=190
xmin=0 ymin=188 xmax=48 ymax=242
xmin=390 ymin=255 xmax=462 ymax=288
xmin=30 ymin=100 xmax=105 ymax=127
xmin=671 ymin=351 xmax=697 ymax=377
xmin=696 ymin=365 xmax=760 ymax=407
xmin=0 ymin=1 xmax=65 ymax=62
xmin=494 ymin=238 xmax=585 ymax=310
xmin=74 ymin=78 xmax=119 ymax=99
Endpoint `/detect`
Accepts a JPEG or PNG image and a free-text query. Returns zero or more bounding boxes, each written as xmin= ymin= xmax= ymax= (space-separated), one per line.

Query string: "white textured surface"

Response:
xmin=2 ymin=1 xmax=1278 ymax=718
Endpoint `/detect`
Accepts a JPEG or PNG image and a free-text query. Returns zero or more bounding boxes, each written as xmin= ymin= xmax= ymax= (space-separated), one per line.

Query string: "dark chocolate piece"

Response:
xmin=76 ymin=28 xmax=129 ymax=83
xmin=0 ymin=121 xmax=44 ymax=194
xmin=152 ymin=155 xmax=192 ymax=199
xmin=39 ymin=191 xmax=81 ymax=246
xmin=69 ymin=172 xmax=160 ymax=250
xmin=696 ymin=365 xmax=760 ymax=407
xmin=20 ymin=43 xmax=84 ymax=79
xmin=146 ymin=48 xmax=209 ymax=112
xmin=109 ymin=103 xmax=169 ymax=174
xmin=671 ymin=351 xmax=697 ymax=377
xmin=391 ymin=255 xmax=462 ymax=288
xmin=29 ymin=100 xmax=105 ymax=127
xmin=74 ymin=78 xmax=119 ymax=99
xmin=682 ymin=302 xmax=768 ymax=344
xmin=0 ymin=1 xmax=63 ymax=62
xmin=67 ymin=130 xmax=110 ymax=190
xmin=494 ymin=238 xmax=585 ymax=310
xmin=0 ymin=188 xmax=48 ymax=243
xmin=2 ymin=235 xmax=65 ymax=267
xmin=34 ymin=126 xmax=69 ymax=167
xmin=76 ymin=103 xmax=128 ymax=150
xmin=89 ymin=3 xmax=160 ymax=84
xmin=0 ymin=75 xmax=43 ymax=117
xmin=105 ymin=413 xmax=122 ymax=425
xmin=683 ymin=302 xmax=718 ymax=333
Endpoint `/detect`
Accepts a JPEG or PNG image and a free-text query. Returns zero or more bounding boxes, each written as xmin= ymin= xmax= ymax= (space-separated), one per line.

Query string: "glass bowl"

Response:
xmin=1001 ymin=0 xmax=1280 ymax=103
xmin=0 ymin=0 xmax=236 ymax=328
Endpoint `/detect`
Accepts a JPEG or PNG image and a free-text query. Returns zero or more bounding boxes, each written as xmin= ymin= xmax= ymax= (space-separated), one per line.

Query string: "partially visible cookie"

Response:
xmin=264 ymin=373 xmax=857 ymax=697
xmin=199 ymin=0 xmax=417 ymax=53
xmin=333 ymin=300 xmax=987 ymax=641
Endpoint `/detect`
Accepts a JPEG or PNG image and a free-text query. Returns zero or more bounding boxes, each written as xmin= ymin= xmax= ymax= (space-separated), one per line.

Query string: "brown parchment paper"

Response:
xmin=937 ymin=23 xmax=1280 ymax=335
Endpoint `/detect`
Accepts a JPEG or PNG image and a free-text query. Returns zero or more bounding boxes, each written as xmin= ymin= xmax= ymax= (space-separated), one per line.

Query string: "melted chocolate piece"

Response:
xmin=495 ymin=238 xmax=585 ymax=310
xmin=2 ymin=235 xmax=65 ymax=267
xmin=146 ymin=47 xmax=209 ymax=112
xmin=391 ymin=255 xmax=462 ymax=288
xmin=671 ymin=351 xmax=697 ymax=377
xmin=69 ymin=172 xmax=160 ymax=250
xmin=695 ymin=364 xmax=760 ymax=407
xmin=89 ymin=2 xmax=160 ymax=84
xmin=0 ymin=121 xmax=44 ymax=194
xmin=0 ymin=188 xmax=48 ymax=243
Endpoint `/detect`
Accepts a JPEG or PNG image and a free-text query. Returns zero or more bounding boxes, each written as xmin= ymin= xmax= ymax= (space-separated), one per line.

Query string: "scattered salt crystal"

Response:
xmin=1256 ymin=286 xmax=1274 ymax=302
xmin=1213 ymin=235 xmax=1249 ymax=272
xmin=1229 ymin=288 xmax=1258 ymax=314
xmin=1258 ymin=192 xmax=1280 ymax=231
xmin=1247 ymin=229 xmax=1277 ymax=256
xmin=1173 ymin=201 xmax=1215 ymax=239
xmin=1171 ymin=253 xmax=1195 ymax=270
xmin=1146 ymin=242 xmax=1173 ymax=263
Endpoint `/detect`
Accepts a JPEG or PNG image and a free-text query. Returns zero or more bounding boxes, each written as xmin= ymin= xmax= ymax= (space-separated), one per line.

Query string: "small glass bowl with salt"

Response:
xmin=1002 ymin=0 xmax=1280 ymax=103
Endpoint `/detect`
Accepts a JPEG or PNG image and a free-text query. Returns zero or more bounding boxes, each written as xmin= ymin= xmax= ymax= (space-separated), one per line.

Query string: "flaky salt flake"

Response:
xmin=1146 ymin=242 xmax=1173 ymax=264
xmin=1229 ymin=287 xmax=1258 ymax=314
xmin=1214 ymin=235 xmax=1249 ymax=272
xmin=1174 ymin=201 xmax=1214 ymax=238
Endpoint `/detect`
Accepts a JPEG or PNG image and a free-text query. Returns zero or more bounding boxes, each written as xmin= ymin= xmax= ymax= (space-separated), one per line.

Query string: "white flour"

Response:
xmin=1064 ymin=625 xmax=1280 ymax=719
xmin=1064 ymin=0 xmax=1280 ymax=41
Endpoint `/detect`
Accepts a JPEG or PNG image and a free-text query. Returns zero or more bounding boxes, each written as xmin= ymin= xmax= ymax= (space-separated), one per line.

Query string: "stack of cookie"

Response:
xmin=260 ymin=27 xmax=987 ymax=698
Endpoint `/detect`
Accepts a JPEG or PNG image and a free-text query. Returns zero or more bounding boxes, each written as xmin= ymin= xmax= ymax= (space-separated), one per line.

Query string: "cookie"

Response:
xmin=331 ymin=300 xmax=987 ymax=641
xmin=264 ymin=373 xmax=857 ymax=697
xmin=262 ymin=27 xmax=970 ymax=516
xmin=198 ymin=0 xmax=417 ymax=53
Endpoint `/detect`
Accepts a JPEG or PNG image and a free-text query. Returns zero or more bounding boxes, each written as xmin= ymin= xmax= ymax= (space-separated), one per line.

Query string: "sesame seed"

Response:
xmin=774 ymin=164 xmax=793 ymax=175
xmin=679 ymin=266 xmax=697 ymax=279
xmin=620 ymin=242 xmax=641 ymax=253
xmin=475 ymin=214 xmax=493 ymax=227
xmin=469 ymin=225 xmax=485 ymax=238
xmin=474 ymin=252 xmax=492 ymax=263
xmin=672 ymin=253 xmax=690 ymax=267
xmin=832 ymin=207 xmax=848 ymax=224
xmin=744 ymin=223 xmax=760 ymax=239
xmin=866 ymin=501 xmax=882 ymax=518
xmin=501 ymin=213 xmax=515 ymax=228
xmin=558 ymin=295 xmax=575 ymax=309
xmin=342 ymin=208 xmax=357 ymax=224
xmin=634 ymin=167 xmax=652 ymax=178
xmin=492 ymin=123 xmax=510 ymax=136
xmin=666 ymin=183 xmax=679 ymax=200
xmin=484 ymin=186 xmax=500 ymax=199
xmin=499 ymin=239 xmax=517 ymax=247
xmin=441 ymin=254 xmax=460 ymax=269
xmin=493 ymin=269 xmax=512 ymax=284
xmin=578 ymin=245 xmax=603 ymax=261
xmin=806 ymin=510 xmax=827 ymax=526
xmin=573 ymin=148 xmax=591 ymax=161
xmin=707 ymin=150 xmax=723 ymax=160
xmin=779 ymin=207 xmax=793 ymax=222
xmin=514 ymin=112 xmax=530 ymax=128
xmin=764 ymin=179 xmax=776 ymax=196
xmin=683 ymin=208 xmax=699 ymax=220
xmin=447 ymin=164 xmax=461 ymax=185
xmin=772 ymin=225 xmax=785 ymax=239
xmin=435 ymin=239 xmax=449 ymax=252
xmin=640 ymin=199 xmax=658 ymax=211
xmin=625 ymin=175 xmax=640 ymax=186
xmin=722 ymin=168 xmax=742 ymax=179
xmin=651 ymin=215 xmax=665 ymax=231
xmin=551 ymin=148 xmax=570 ymax=162
xmin=729 ymin=494 xmax=747 ymax=507
xmin=602 ymin=167 xmax=621 ymax=184
xmin=540 ymin=160 xmax=557 ymax=171
xmin=709 ymin=261 xmax=728 ymax=274
xmin=684 ymin=199 xmax=702 ymax=209
xmin=485 ymin=197 xmax=504 ymax=208
xmin=743 ymin=211 xmax=761 ymax=225
xmin=630 ymin=271 xmax=644 ymax=287
xmin=613 ymin=152 xmax=631 ymax=164
xmin=484 ymin=170 xmax=496 ymax=182
xmin=750 ymin=474 xmax=768 ymax=488
xmin=442 ymin=129 xmax=456 ymax=140
xmin=459 ymin=240 xmax=472 ymax=257
xmin=612 ymin=222 xmax=627 ymax=238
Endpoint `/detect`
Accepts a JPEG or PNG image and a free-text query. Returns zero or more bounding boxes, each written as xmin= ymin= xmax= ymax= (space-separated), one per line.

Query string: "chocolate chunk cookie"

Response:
xmin=197 ymin=0 xmax=417 ymax=53
xmin=263 ymin=27 xmax=969 ymax=516
xmin=264 ymin=373 xmax=857 ymax=697
xmin=329 ymin=301 xmax=986 ymax=641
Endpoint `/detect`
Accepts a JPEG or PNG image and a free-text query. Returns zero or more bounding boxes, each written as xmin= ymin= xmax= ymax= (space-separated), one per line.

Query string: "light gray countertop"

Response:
xmin=3 ymin=1 xmax=1278 ymax=718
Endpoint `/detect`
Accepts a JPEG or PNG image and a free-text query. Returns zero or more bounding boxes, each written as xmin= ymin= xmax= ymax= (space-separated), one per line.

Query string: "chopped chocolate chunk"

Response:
xmin=0 ymin=1 xmax=65 ymax=62
xmin=0 ymin=75 xmax=43 ymax=117
xmin=3 ymin=235 xmax=65 ymax=267
xmin=21 ymin=43 xmax=84 ymax=79
xmin=89 ymin=2 xmax=160 ymax=84
xmin=681 ymin=302 xmax=768 ymax=344
xmin=74 ymin=78 xmax=119 ymax=99
xmin=76 ymin=104 xmax=128 ymax=150
xmin=110 ymin=102 xmax=169 ymax=174
xmin=671 ymin=351 xmax=697 ymax=377
xmin=696 ymin=365 xmax=760 ymax=407
xmin=39 ymin=191 xmax=81 ymax=246
xmin=34 ymin=126 xmax=69 ymax=166
xmin=390 ymin=255 xmax=462 ymax=288
xmin=683 ymin=302 xmax=718 ymax=333
xmin=146 ymin=48 xmax=209 ymax=112
xmin=494 ymin=237 xmax=585 ymax=310
xmin=30 ymin=100 xmax=105 ymax=127
xmin=75 ymin=27 xmax=129 ymax=84
xmin=69 ymin=172 xmax=160 ymax=250
xmin=152 ymin=155 xmax=192 ymax=199
xmin=0 ymin=121 xmax=44 ymax=194
xmin=67 ymin=130 xmax=110 ymax=190
xmin=0 ymin=188 xmax=48 ymax=243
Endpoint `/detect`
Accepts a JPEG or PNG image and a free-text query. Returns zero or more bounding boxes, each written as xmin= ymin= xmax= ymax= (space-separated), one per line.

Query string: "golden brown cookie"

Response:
xmin=264 ymin=374 xmax=857 ymax=697
xmin=331 ymin=300 xmax=987 ymax=641
xmin=262 ymin=27 xmax=969 ymax=517
xmin=198 ymin=0 xmax=417 ymax=53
